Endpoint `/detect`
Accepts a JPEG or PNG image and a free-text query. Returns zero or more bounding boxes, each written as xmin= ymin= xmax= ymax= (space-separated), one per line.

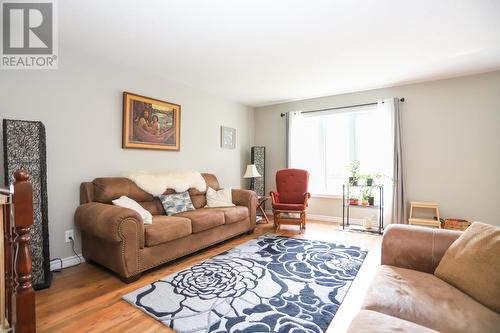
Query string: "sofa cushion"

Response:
xmin=144 ymin=216 xmax=192 ymax=247
xmin=189 ymin=173 xmax=220 ymax=209
xmin=434 ymin=222 xmax=500 ymax=313
xmin=190 ymin=194 xmax=207 ymax=209
xmin=202 ymin=173 xmax=220 ymax=191
xmin=347 ymin=310 xmax=438 ymax=333
xmin=217 ymin=206 xmax=249 ymax=224
xmin=93 ymin=177 xmax=153 ymax=203
xmin=138 ymin=198 xmax=165 ymax=216
xmin=362 ymin=265 xmax=500 ymax=333
xmin=175 ymin=208 xmax=225 ymax=233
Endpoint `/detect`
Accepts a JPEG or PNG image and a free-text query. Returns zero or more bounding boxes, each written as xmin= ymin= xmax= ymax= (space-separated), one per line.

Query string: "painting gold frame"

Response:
xmin=122 ymin=92 xmax=181 ymax=151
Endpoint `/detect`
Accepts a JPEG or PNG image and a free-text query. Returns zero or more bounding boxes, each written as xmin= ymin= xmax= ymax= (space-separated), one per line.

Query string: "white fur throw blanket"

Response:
xmin=126 ymin=171 xmax=206 ymax=196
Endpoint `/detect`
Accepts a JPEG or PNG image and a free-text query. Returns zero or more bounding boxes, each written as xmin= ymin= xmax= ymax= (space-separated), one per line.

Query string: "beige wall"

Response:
xmin=0 ymin=47 xmax=254 ymax=259
xmin=255 ymin=71 xmax=500 ymax=226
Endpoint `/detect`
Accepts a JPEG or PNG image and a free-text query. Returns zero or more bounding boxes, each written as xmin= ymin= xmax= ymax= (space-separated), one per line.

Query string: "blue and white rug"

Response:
xmin=123 ymin=235 xmax=367 ymax=333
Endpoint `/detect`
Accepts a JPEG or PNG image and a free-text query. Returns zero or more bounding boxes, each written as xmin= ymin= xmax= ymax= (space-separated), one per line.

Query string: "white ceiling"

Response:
xmin=61 ymin=0 xmax=500 ymax=106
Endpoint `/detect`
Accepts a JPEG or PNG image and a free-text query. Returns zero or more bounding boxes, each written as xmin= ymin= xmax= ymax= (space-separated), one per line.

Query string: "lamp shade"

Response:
xmin=243 ymin=164 xmax=261 ymax=178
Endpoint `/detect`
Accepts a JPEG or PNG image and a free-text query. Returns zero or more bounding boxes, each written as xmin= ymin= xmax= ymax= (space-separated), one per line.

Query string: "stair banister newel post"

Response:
xmin=13 ymin=170 xmax=36 ymax=333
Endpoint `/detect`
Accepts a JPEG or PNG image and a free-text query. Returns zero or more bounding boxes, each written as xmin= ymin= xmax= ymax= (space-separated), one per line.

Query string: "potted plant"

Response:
xmin=362 ymin=187 xmax=375 ymax=206
xmin=361 ymin=194 xmax=369 ymax=206
xmin=349 ymin=194 xmax=359 ymax=206
xmin=348 ymin=160 xmax=360 ymax=186
xmin=359 ymin=174 xmax=374 ymax=186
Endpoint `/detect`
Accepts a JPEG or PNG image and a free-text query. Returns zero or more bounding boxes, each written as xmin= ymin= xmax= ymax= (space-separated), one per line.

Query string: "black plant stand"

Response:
xmin=342 ymin=184 xmax=384 ymax=235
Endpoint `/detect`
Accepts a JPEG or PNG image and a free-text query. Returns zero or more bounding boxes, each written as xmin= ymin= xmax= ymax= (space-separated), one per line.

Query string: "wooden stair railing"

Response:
xmin=1 ymin=170 xmax=36 ymax=333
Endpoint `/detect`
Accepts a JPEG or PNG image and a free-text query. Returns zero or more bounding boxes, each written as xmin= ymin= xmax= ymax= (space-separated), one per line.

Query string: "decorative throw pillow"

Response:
xmin=159 ymin=191 xmax=195 ymax=216
xmin=205 ymin=187 xmax=235 ymax=208
xmin=434 ymin=222 xmax=500 ymax=313
xmin=112 ymin=196 xmax=153 ymax=225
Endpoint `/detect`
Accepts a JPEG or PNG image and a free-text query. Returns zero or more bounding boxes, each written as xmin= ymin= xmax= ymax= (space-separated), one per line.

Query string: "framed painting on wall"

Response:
xmin=122 ymin=92 xmax=181 ymax=151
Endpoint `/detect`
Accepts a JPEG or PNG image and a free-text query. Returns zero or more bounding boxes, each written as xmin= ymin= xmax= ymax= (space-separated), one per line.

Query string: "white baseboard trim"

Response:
xmin=307 ymin=214 xmax=365 ymax=224
xmin=307 ymin=214 xmax=342 ymax=223
xmin=265 ymin=211 xmax=365 ymax=225
xmin=50 ymin=254 xmax=85 ymax=271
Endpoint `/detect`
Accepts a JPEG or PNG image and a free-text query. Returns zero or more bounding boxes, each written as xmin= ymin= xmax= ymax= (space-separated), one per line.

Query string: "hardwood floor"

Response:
xmin=36 ymin=220 xmax=382 ymax=333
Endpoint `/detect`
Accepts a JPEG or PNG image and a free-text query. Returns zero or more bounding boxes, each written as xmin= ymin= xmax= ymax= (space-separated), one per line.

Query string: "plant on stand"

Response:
xmin=361 ymin=189 xmax=369 ymax=206
xmin=359 ymin=173 xmax=374 ymax=186
xmin=362 ymin=187 xmax=374 ymax=206
xmin=348 ymin=160 xmax=360 ymax=186
xmin=349 ymin=192 xmax=359 ymax=205
xmin=366 ymin=175 xmax=374 ymax=186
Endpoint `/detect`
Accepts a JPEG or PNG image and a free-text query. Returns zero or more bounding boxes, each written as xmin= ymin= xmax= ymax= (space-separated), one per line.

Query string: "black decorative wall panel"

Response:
xmin=3 ymin=119 xmax=51 ymax=290
xmin=250 ymin=146 xmax=265 ymax=197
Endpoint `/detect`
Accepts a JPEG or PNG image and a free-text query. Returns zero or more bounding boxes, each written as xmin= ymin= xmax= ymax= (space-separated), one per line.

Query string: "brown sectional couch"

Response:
xmin=347 ymin=224 xmax=500 ymax=333
xmin=75 ymin=173 xmax=257 ymax=282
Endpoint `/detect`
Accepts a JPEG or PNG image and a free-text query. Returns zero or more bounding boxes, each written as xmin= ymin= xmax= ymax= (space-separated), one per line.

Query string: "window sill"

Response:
xmin=310 ymin=194 xmax=342 ymax=199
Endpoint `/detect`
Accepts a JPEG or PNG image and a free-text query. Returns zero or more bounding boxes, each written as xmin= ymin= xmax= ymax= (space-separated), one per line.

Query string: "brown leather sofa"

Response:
xmin=347 ymin=224 xmax=500 ymax=333
xmin=75 ymin=173 xmax=257 ymax=282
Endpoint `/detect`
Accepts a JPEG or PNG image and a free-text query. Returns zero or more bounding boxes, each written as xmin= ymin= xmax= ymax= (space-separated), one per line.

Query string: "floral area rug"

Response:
xmin=122 ymin=235 xmax=367 ymax=333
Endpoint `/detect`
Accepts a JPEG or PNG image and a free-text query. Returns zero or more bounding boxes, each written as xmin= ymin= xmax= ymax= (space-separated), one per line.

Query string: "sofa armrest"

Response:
xmin=232 ymin=189 xmax=258 ymax=228
xmin=80 ymin=182 xmax=94 ymax=204
xmin=381 ymin=224 xmax=462 ymax=274
xmin=75 ymin=202 xmax=145 ymax=248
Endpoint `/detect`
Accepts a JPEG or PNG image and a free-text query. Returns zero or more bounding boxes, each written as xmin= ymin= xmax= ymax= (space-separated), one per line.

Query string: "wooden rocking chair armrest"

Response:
xmin=270 ymin=191 xmax=280 ymax=204
xmin=303 ymin=192 xmax=311 ymax=206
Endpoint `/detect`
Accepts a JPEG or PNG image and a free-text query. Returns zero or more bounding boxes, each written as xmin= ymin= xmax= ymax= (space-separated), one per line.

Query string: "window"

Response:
xmin=288 ymin=104 xmax=393 ymax=196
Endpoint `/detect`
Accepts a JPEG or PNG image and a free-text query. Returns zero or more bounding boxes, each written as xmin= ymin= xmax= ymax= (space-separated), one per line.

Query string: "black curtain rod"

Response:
xmin=280 ymin=97 xmax=405 ymax=117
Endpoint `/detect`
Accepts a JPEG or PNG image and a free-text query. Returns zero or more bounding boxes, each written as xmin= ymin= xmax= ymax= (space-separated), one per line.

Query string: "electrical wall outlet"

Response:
xmin=65 ymin=229 xmax=74 ymax=243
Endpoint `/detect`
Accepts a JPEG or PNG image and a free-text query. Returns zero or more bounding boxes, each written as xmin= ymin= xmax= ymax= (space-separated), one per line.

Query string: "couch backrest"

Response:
xmin=80 ymin=173 xmax=220 ymax=214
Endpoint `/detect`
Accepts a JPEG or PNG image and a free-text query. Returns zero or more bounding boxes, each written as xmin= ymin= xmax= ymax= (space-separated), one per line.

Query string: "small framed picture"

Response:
xmin=221 ymin=126 xmax=236 ymax=149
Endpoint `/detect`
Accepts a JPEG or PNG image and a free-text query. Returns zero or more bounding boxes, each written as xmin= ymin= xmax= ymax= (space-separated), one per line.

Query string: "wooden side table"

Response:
xmin=256 ymin=196 xmax=270 ymax=224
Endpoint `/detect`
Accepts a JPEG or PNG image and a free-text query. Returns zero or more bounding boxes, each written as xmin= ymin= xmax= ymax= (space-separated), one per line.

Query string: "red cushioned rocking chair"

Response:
xmin=270 ymin=168 xmax=311 ymax=233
